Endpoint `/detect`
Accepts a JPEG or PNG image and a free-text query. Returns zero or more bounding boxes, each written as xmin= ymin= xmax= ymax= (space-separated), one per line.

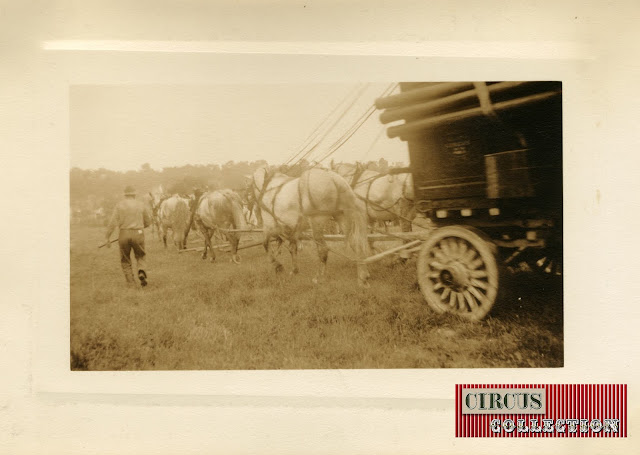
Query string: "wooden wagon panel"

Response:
xmin=376 ymin=81 xmax=562 ymax=216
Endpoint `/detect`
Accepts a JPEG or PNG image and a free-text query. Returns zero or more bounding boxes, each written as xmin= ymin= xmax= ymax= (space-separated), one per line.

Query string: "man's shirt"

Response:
xmin=106 ymin=198 xmax=152 ymax=237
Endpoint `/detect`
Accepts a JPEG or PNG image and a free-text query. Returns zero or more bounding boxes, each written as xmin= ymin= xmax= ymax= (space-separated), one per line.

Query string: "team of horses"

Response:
xmin=144 ymin=163 xmax=416 ymax=287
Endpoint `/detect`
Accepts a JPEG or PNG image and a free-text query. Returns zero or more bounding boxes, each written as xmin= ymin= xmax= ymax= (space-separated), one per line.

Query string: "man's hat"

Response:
xmin=124 ymin=185 xmax=136 ymax=196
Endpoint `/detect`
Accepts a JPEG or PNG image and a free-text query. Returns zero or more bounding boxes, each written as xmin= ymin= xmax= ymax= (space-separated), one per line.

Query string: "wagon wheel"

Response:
xmin=526 ymin=229 xmax=563 ymax=277
xmin=417 ymin=225 xmax=499 ymax=321
xmin=520 ymin=229 xmax=563 ymax=277
xmin=522 ymin=248 xmax=563 ymax=277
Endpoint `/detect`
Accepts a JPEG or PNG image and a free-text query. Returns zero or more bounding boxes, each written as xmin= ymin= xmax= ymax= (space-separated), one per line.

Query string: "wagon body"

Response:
xmin=376 ymin=81 xmax=563 ymax=320
xmin=377 ymin=82 xmax=562 ymax=220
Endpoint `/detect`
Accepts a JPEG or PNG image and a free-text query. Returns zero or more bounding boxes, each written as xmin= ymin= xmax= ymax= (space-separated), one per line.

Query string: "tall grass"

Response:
xmin=71 ymin=225 xmax=563 ymax=370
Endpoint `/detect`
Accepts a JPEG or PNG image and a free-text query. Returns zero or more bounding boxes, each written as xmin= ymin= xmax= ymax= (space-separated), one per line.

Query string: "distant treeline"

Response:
xmin=70 ymin=158 xmax=398 ymax=224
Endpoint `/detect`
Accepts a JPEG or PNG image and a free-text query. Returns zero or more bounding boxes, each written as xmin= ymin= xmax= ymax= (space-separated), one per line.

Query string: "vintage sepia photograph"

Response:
xmin=6 ymin=0 xmax=640 ymax=453
xmin=70 ymin=81 xmax=563 ymax=371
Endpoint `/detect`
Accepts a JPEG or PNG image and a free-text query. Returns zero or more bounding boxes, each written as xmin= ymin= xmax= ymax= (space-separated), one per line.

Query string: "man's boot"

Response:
xmin=138 ymin=269 xmax=147 ymax=287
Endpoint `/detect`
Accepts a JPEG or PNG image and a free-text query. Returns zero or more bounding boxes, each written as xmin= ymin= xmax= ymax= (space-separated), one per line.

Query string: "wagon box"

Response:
xmin=378 ymin=81 xmax=562 ymax=215
xmin=375 ymin=81 xmax=563 ymax=320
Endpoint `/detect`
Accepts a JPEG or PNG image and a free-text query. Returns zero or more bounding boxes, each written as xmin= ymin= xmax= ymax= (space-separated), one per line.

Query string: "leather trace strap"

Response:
xmin=253 ymin=170 xmax=293 ymax=228
xmin=349 ymin=164 xmax=366 ymax=189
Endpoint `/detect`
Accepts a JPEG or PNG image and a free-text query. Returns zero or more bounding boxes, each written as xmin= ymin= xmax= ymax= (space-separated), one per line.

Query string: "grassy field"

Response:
xmin=70 ymin=224 xmax=563 ymax=370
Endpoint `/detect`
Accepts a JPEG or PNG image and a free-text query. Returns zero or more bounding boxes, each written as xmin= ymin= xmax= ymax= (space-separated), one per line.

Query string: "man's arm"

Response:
xmin=142 ymin=205 xmax=152 ymax=229
xmin=105 ymin=204 xmax=119 ymax=241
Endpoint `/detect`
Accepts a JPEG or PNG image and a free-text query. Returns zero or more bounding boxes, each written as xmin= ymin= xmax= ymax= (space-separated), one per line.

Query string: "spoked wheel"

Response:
xmin=523 ymin=247 xmax=563 ymax=277
xmin=417 ymin=225 xmax=499 ymax=321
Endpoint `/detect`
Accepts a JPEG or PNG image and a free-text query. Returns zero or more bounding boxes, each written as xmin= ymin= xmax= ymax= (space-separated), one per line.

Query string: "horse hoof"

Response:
xmin=231 ymin=255 xmax=241 ymax=264
xmin=358 ymin=280 xmax=371 ymax=289
xmin=289 ymin=269 xmax=299 ymax=276
xmin=275 ymin=264 xmax=284 ymax=274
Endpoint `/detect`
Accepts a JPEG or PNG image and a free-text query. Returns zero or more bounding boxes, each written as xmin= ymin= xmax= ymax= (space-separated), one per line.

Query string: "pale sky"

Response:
xmin=70 ymin=83 xmax=409 ymax=171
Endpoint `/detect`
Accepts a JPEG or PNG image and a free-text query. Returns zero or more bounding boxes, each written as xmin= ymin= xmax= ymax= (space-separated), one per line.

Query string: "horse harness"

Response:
xmin=252 ymin=170 xmax=291 ymax=229
xmin=149 ymin=193 xmax=169 ymax=220
xmin=253 ymin=170 xmax=344 ymax=232
xmin=349 ymin=164 xmax=366 ymax=189
xmin=351 ymin=171 xmax=412 ymax=215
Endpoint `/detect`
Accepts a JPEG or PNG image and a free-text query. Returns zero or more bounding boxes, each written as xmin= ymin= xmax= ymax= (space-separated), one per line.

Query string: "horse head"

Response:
xmin=251 ymin=167 xmax=268 ymax=195
xmin=252 ymin=166 xmax=281 ymax=197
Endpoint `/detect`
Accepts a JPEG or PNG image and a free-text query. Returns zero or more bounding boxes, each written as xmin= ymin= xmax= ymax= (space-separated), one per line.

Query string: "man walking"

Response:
xmin=105 ymin=186 xmax=152 ymax=287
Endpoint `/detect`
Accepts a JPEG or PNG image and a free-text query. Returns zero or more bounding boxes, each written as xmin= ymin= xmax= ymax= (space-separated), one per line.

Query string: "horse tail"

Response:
xmin=328 ymin=173 xmax=370 ymax=259
xmin=344 ymin=204 xmax=371 ymax=259
xmin=174 ymin=198 xmax=191 ymax=248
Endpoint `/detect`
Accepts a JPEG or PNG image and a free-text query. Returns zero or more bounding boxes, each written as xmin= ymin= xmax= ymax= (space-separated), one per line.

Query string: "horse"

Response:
xmin=237 ymin=187 xmax=261 ymax=228
xmin=242 ymin=203 xmax=261 ymax=228
xmin=141 ymin=193 xmax=155 ymax=227
xmin=250 ymin=167 xmax=371 ymax=287
xmin=146 ymin=184 xmax=167 ymax=240
xmin=194 ymin=189 xmax=247 ymax=263
xmin=158 ymin=194 xmax=191 ymax=250
xmin=330 ymin=162 xmax=416 ymax=232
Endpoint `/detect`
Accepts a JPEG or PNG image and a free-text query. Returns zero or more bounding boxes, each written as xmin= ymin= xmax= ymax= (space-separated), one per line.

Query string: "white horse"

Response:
xmin=251 ymin=167 xmax=371 ymax=287
xmin=158 ymin=195 xmax=191 ymax=250
xmin=331 ymin=162 xmax=416 ymax=232
xmin=194 ymin=189 xmax=247 ymax=263
xmin=146 ymin=184 xmax=167 ymax=240
xmin=242 ymin=204 xmax=260 ymax=228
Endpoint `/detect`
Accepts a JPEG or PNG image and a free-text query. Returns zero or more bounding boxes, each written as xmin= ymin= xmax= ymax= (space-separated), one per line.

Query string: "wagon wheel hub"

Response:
xmin=417 ymin=226 xmax=499 ymax=321
xmin=440 ymin=262 xmax=470 ymax=291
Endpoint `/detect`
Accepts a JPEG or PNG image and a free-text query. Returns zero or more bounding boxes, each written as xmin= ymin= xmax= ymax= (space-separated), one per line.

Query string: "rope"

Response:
xmin=281 ymin=84 xmax=359 ymax=166
xmin=311 ymin=83 xmax=398 ymax=166
xmin=291 ymin=84 xmax=370 ymax=166
xmin=284 ymin=84 xmax=371 ymax=167
xmin=313 ymin=105 xmax=376 ymax=164
xmin=283 ymin=83 xmax=366 ymax=165
xmin=362 ymin=125 xmax=386 ymax=159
